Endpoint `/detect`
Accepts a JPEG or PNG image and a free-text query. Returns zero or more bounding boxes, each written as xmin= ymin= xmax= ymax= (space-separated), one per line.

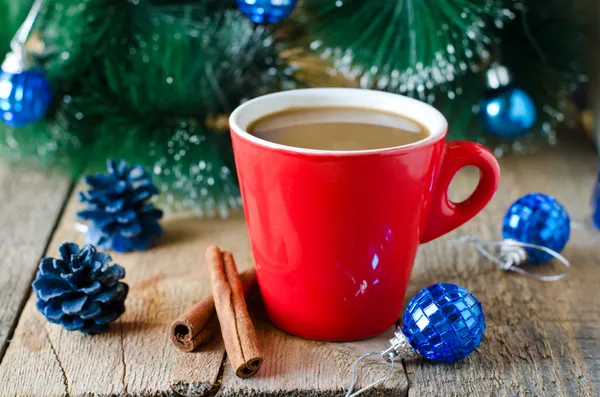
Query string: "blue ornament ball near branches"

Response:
xmin=77 ymin=159 xmax=163 ymax=253
xmin=481 ymin=87 xmax=537 ymax=138
xmin=402 ymin=283 xmax=485 ymax=363
xmin=592 ymin=169 xmax=600 ymax=230
xmin=236 ymin=0 xmax=298 ymax=24
xmin=0 ymin=68 xmax=52 ymax=127
xmin=33 ymin=243 xmax=129 ymax=334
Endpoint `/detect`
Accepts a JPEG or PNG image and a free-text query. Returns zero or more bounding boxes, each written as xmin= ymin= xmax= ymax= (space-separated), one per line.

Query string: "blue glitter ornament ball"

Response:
xmin=503 ymin=193 xmax=570 ymax=264
xmin=0 ymin=68 xmax=52 ymax=127
xmin=481 ymin=87 xmax=536 ymax=138
xmin=236 ymin=0 xmax=298 ymax=24
xmin=402 ymin=283 xmax=485 ymax=363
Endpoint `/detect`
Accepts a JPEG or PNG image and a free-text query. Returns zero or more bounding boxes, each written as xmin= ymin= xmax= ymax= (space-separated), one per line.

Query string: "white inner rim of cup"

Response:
xmin=229 ymin=88 xmax=448 ymax=155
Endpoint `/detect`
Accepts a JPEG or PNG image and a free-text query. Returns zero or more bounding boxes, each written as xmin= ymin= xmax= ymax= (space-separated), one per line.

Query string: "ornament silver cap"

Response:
xmin=381 ymin=328 xmax=419 ymax=360
xmin=2 ymin=47 xmax=36 ymax=74
xmin=485 ymin=63 xmax=512 ymax=90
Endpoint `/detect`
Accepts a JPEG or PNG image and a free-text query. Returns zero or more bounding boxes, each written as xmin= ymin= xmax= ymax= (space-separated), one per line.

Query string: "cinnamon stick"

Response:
xmin=170 ymin=268 xmax=257 ymax=352
xmin=207 ymin=246 xmax=263 ymax=378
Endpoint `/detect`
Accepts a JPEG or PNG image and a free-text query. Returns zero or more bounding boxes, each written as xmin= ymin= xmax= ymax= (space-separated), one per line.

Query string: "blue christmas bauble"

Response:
xmin=592 ymin=169 xmax=600 ymax=230
xmin=0 ymin=68 xmax=52 ymax=127
xmin=481 ymin=87 xmax=536 ymax=138
xmin=503 ymin=193 xmax=570 ymax=264
xmin=402 ymin=283 xmax=485 ymax=363
xmin=236 ymin=0 xmax=298 ymax=24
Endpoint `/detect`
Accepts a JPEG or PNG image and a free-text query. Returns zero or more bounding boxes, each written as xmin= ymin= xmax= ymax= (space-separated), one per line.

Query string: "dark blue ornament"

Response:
xmin=401 ymin=283 xmax=485 ymax=363
xmin=236 ymin=0 xmax=298 ymax=24
xmin=592 ymin=169 xmax=600 ymax=230
xmin=33 ymin=243 xmax=129 ymax=334
xmin=481 ymin=87 xmax=536 ymax=138
xmin=77 ymin=159 xmax=163 ymax=253
xmin=0 ymin=68 xmax=52 ymax=127
xmin=503 ymin=193 xmax=570 ymax=264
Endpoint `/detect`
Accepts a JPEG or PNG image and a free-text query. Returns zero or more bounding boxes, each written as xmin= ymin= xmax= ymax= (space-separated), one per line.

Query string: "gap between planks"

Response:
xmin=0 ymin=173 xmax=74 ymax=363
xmin=0 ymin=183 xmax=407 ymax=396
xmin=3 ymin=142 xmax=598 ymax=396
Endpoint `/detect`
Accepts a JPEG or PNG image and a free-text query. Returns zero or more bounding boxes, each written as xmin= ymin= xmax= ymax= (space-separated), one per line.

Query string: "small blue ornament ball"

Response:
xmin=503 ymin=193 xmax=570 ymax=264
xmin=481 ymin=87 xmax=536 ymax=138
xmin=236 ymin=0 xmax=298 ymax=24
xmin=0 ymin=68 xmax=52 ymax=127
xmin=402 ymin=283 xmax=485 ymax=363
xmin=592 ymin=169 xmax=600 ymax=230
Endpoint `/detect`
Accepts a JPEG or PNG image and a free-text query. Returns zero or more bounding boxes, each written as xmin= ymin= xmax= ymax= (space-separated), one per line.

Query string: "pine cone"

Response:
xmin=77 ymin=159 xmax=164 ymax=252
xmin=33 ymin=243 xmax=129 ymax=334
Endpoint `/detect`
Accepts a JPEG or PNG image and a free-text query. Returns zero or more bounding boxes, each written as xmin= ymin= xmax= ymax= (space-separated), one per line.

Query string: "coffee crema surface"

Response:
xmin=247 ymin=106 xmax=429 ymax=151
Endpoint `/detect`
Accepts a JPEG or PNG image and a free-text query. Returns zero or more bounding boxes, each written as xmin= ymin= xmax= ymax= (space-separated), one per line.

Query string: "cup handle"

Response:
xmin=420 ymin=141 xmax=501 ymax=244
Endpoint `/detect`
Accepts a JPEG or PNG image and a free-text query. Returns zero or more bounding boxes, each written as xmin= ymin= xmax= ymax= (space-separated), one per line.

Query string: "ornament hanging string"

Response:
xmin=515 ymin=2 xmax=547 ymax=66
xmin=345 ymin=351 xmax=395 ymax=397
xmin=450 ymin=235 xmax=570 ymax=282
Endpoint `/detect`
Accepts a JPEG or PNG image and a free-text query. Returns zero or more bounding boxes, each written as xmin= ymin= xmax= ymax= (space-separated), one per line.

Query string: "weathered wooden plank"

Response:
xmin=173 ymin=300 xmax=406 ymax=396
xmin=172 ymin=302 xmax=405 ymax=396
xmin=0 ymin=194 xmax=232 ymax=396
xmin=158 ymin=219 xmax=406 ymax=396
xmin=213 ymin=309 xmax=404 ymax=397
xmin=2 ymin=141 xmax=600 ymax=397
xmin=0 ymin=188 xmax=125 ymax=396
xmin=122 ymin=215 xmax=242 ymax=396
xmin=0 ymin=188 xmax=405 ymax=396
xmin=404 ymin=143 xmax=600 ymax=397
xmin=0 ymin=165 xmax=71 ymax=360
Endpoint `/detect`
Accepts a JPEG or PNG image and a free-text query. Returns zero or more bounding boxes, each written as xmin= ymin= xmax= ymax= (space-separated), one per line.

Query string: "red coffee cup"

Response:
xmin=230 ymin=88 xmax=500 ymax=341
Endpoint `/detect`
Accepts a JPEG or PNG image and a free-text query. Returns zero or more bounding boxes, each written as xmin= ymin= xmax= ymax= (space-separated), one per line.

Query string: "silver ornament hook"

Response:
xmin=11 ymin=0 xmax=45 ymax=50
xmin=3 ymin=0 xmax=45 ymax=73
xmin=485 ymin=63 xmax=511 ymax=90
xmin=345 ymin=329 xmax=419 ymax=396
xmin=345 ymin=351 xmax=395 ymax=397
xmin=381 ymin=328 xmax=419 ymax=360
xmin=451 ymin=235 xmax=570 ymax=282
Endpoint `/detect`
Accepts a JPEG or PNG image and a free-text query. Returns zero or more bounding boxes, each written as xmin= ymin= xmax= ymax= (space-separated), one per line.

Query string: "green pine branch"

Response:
xmin=0 ymin=0 xmax=298 ymax=216
xmin=430 ymin=0 xmax=584 ymax=146
xmin=300 ymin=0 xmax=584 ymax=147
xmin=0 ymin=0 xmax=586 ymax=216
xmin=301 ymin=0 xmax=510 ymax=90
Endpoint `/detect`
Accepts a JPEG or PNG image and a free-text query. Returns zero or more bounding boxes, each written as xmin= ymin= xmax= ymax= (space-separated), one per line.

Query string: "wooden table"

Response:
xmin=0 ymin=141 xmax=599 ymax=396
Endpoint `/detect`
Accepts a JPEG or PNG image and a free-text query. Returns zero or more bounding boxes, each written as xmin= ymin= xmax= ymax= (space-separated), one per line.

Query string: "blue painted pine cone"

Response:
xmin=77 ymin=159 xmax=163 ymax=252
xmin=33 ymin=243 xmax=129 ymax=334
